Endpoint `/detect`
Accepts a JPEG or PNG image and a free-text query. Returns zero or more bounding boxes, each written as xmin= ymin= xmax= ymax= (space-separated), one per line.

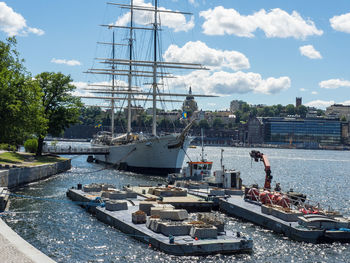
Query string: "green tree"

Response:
xmin=296 ymin=105 xmax=308 ymax=118
xmin=35 ymin=72 xmax=83 ymax=155
xmin=0 ymin=38 xmax=45 ymax=146
xmin=198 ymin=119 xmax=210 ymax=129
xmin=285 ymin=104 xmax=296 ymax=115
xmin=212 ymin=118 xmax=224 ymax=129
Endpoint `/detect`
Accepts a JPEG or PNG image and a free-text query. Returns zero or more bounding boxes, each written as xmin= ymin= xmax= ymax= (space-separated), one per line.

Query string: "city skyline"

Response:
xmin=1 ymin=0 xmax=350 ymax=110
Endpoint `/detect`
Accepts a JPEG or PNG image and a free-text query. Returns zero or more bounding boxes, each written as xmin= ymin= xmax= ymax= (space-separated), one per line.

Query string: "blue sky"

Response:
xmin=1 ymin=0 xmax=350 ymax=111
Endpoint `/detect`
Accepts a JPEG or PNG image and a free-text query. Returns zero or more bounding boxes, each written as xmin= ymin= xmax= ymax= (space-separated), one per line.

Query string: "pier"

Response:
xmin=43 ymin=145 xmax=109 ymax=155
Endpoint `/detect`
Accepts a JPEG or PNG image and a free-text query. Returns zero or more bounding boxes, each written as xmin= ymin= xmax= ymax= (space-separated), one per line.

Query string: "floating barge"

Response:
xmin=186 ymin=187 xmax=350 ymax=243
xmin=67 ymin=183 xmax=253 ymax=256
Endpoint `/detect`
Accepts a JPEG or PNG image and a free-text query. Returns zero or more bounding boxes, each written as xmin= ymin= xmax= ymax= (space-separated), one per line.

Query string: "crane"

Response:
xmin=249 ymin=150 xmax=273 ymax=190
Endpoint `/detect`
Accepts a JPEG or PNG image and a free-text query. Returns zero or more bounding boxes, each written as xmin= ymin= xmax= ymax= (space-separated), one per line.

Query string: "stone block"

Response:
xmin=132 ymin=210 xmax=146 ymax=224
xmin=270 ymin=207 xmax=302 ymax=222
xmin=150 ymin=204 xmax=174 ymax=217
xmin=139 ymin=201 xmax=157 ymax=216
xmin=190 ymin=225 xmax=218 ymax=239
xmin=225 ymin=189 xmax=243 ymax=195
xmin=261 ymin=205 xmax=272 ymax=215
xmin=101 ymin=184 xmax=116 ymax=191
xmin=126 ymin=191 xmax=137 ymax=198
xmin=83 ymin=184 xmax=102 ymax=193
xmin=109 ymin=191 xmax=127 ymax=200
xmin=153 ymin=188 xmax=187 ymax=197
xmin=159 ymin=209 xmax=188 ymax=221
xmin=101 ymin=191 xmax=109 ymax=198
xmin=146 ymin=218 xmax=162 ymax=233
xmin=159 ymin=222 xmax=191 ymax=236
xmin=105 ymin=200 xmax=128 ymax=211
xmin=209 ymin=189 xmax=225 ymax=196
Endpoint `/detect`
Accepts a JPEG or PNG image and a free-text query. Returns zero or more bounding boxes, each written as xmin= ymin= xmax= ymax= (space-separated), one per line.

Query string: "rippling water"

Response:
xmin=4 ymin=145 xmax=350 ymax=262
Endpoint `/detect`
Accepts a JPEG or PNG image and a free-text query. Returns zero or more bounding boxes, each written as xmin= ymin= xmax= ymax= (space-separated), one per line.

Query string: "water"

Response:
xmin=3 ymin=145 xmax=350 ymax=262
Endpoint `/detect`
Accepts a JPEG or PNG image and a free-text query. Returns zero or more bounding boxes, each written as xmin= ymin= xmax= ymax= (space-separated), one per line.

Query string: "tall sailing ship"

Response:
xmin=80 ymin=0 xmax=213 ymax=175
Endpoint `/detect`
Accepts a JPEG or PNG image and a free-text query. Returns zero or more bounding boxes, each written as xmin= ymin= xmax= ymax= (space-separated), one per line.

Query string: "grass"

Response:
xmin=0 ymin=152 xmax=67 ymax=166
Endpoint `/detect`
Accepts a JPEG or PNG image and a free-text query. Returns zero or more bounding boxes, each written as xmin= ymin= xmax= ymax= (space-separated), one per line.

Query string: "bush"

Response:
xmin=0 ymin=143 xmax=16 ymax=151
xmin=24 ymin=139 xmax=38 ymax=153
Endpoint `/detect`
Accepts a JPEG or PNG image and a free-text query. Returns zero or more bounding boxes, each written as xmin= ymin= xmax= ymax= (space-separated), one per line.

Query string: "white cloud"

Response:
xmin=305 ymin=100 xmax=335 ymax=109
xmin=115 ymin=0 xmax=194 ymax=32
xmin=163 ymin=41 xmax=250 ymax=71
xmin=311 ymin=91 xmax=318 ymax=95
xmin=200 ymin=6 xmax=323 ymax=39
xmin=0 ymin=2 xmax=44 ymax=36
xmin=299 ymin=45 xmax=322 ymax=59
xmin=51 ymin=58 xmax=81 ymax=66
xmin=319 ymin=79 xmax=350 ymax=89
xmin=168 ymin=70 xmax=291 ymax=95
xmin=299 ymin=88 xmax=307 ymax=92
xmin=330 ymin=12 xmax=350 ymax=34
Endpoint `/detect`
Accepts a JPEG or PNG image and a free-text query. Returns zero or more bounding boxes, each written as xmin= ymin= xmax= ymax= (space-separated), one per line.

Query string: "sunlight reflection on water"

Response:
xmin=4 ymin=145 xmax=350 ymax=262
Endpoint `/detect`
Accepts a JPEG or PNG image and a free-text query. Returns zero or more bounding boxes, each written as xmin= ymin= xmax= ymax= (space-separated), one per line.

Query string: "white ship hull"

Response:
xmin=93 ymin=134 xmax=191 ymax=175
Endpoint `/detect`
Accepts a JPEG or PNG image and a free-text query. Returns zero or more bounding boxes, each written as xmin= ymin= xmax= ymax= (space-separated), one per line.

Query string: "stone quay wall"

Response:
xmin=0 ymin=159 xmax=71 ymax=189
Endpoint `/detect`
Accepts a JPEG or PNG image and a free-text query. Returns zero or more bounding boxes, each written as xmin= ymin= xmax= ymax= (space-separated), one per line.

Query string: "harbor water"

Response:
xmin=4 ymin=145 xmax=350 ymax=262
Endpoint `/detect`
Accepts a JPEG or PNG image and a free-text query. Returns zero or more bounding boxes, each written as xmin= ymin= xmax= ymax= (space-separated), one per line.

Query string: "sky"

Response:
xmin=1 ymin=0 xmax=350 ymax=111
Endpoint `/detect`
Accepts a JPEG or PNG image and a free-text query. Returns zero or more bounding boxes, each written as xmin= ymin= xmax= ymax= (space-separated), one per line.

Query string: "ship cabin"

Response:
xmin=182 ymin=161 xmax=213 ymax=179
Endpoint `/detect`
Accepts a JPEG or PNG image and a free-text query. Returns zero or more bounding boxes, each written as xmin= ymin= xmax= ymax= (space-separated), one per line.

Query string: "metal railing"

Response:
xmin=43 ymin=146 xmax=109 ymax=155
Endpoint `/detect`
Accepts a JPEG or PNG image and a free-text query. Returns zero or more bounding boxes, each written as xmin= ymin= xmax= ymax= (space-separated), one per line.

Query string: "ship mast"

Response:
xmin=127 ymin=0 xmax=134 ymax=135
xmin=81 ymin=1 xmax=214 ymax=132
xmin=111 ymin=31 xmax=115 ymax=138
xmin=152 ymin=0 xmax=158 ymax=136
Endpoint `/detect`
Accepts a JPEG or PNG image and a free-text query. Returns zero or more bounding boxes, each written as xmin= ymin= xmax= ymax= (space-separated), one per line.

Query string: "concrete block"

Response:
xmin=126 ymin=191 xmax=137 ymax=198
xmin=146 ymin=218 xmax=162 ymax=233
xmin=270 ymin=207 xmax=302 ymax=222
xmin=153 ymin=188 xmax=187 ymax=197
xmin=139 ymin=201 xmax=157 ymax=216
xmin=225 ymin=189 xmax=244 ymax=195
xmin=210 ymin=189 xmax=225 ymax=196
xmin=261 ymin=205 xmax=272 ymax=215
xmin=105 ymin=200 xmax=128 ymax=211
xmin=197 ymin=213 xmax=225 ymax=232
xmin=83 ymin=184 xmax=102 ymax=193
xmin=101 ymin=191 xmax=110 ymax=198
xmin=159 ymin=209 xmax=188 ymax=221
xmin=132 ymin=210 xmax=146 ymax=224
xmin=150 ymin=204 xmax=174 ymax=217
xmin=101 ymin=184 xmax=116 ymax=191
xmin=190 ymin=225 xmax=218 ymax=239
xmin=159 ymin=222 xmax=191 ymax=236
xmin=109 ymin=191 xmax=127 ymax=200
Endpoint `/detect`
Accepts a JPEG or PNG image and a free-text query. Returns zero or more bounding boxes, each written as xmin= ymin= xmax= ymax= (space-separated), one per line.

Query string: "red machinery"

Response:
xmin=250 ymin=150 xmax=273 ymax=190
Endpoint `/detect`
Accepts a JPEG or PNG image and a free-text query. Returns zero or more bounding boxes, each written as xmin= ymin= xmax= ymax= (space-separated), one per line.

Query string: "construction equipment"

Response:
xmin=249 ymin=150 xmax=273 ymax=190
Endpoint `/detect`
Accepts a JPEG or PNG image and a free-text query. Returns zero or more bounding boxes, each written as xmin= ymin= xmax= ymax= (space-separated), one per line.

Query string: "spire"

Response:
xmin=189 ymin=86 xmax=192 ymax=95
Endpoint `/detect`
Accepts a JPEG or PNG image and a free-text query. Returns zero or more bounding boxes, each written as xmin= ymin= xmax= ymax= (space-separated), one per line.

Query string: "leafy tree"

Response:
xmin=35 ymin=72 xmax=83 ymax=155
xmin=296 ymin=105 xmax=308 ymax=118
xmin=0 ymin=38 xmax=46 ymax=146
xmin=198 ymin=119 xmax=210 ymax=129
xmin=285 ymin=104 xmax=296 ymax=115
xmin=212 ymin=118 xmax=224 ymax=129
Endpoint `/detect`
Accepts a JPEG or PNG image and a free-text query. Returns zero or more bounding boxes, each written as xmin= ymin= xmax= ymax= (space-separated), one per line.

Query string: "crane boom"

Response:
xmin=250 ymin=150 xmax=273 ymax=190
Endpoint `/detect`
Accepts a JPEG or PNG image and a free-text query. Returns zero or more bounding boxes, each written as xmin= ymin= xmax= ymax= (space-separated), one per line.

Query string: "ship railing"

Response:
xmin=44 ymin=145 xmax=109 ymax=154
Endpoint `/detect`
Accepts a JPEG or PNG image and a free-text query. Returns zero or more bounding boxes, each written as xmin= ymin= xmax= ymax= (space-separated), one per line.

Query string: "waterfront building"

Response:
xmin=326 ymin=104 xmax=350 ymax=121
xmin=247 ymin=117 xmax=342 ymax=147
xmin=263 ymin=117 xmax=342 ymax=146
